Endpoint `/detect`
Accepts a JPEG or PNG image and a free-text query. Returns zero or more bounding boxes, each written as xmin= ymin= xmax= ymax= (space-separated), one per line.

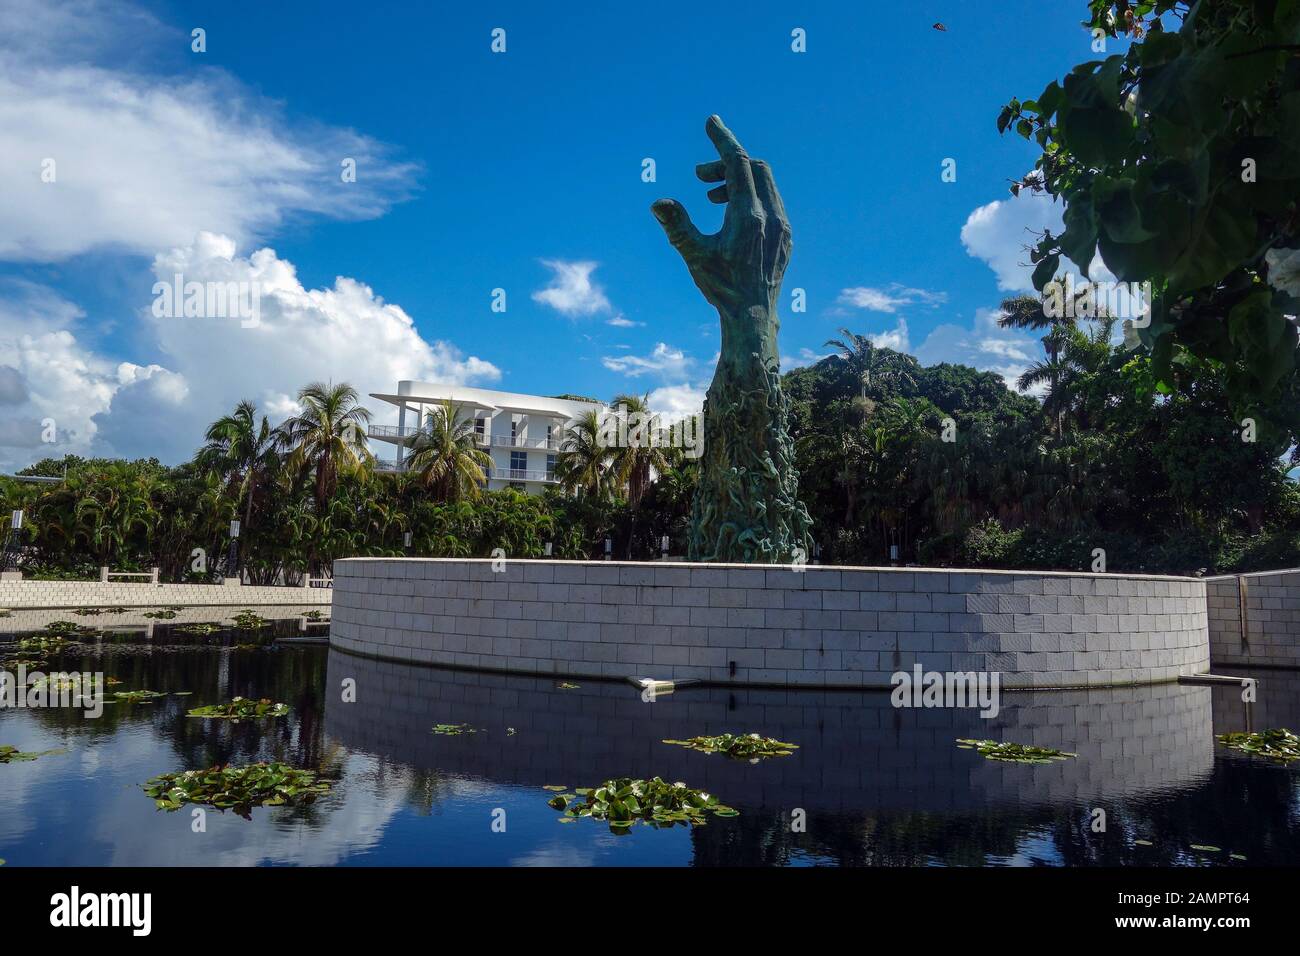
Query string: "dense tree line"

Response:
xmin=3 ymin=310 xmax=1298 ymax=579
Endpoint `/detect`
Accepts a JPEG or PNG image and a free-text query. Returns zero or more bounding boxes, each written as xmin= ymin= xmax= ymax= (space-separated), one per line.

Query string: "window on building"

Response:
xmin=511 ymin=418 xmax=518 ymax=441
xmin=474 ymin=417 xmax=486 ymax=442
xmin=511 ymin=451 xmax=527 ymax=477
xmin=546 ymin=454 xmax=557 ymax=479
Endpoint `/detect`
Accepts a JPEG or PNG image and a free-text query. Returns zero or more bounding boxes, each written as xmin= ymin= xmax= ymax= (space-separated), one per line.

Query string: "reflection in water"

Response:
xmin=1 ymin=611 xmax=1298 ymax=866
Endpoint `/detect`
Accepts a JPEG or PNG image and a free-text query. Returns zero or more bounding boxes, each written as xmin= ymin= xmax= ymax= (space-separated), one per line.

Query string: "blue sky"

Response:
xmin=0 ymin=0 xmax=1114 ymax=468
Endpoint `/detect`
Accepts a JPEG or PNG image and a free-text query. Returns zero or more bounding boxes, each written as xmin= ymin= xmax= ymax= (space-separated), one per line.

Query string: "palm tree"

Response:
xmin=404 ymin=400 xmax=493 ymax=502
xmin=608 ymin=393 xmax=669 ymax=511
xmin=201 ymin=399 xmax=279 ymax=535
xmin=279 ymin=382 xmax=373 ymax=513
xmin=555 ymin=408 xmax=611 ymax=499
xmin=825 ymin=327 xmax=915 ymax=399
xmin=999 ymin=294 xmax=1078 ymax=434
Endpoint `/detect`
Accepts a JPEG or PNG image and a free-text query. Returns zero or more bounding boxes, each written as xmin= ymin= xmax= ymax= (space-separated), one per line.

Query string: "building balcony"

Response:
xmin=489 ymin=434 xmax=560 ymax=451
xmin=368 ymin=423 xmax=423 ymax=441
xmin=485 ymin=467 xmax=558 ymax=484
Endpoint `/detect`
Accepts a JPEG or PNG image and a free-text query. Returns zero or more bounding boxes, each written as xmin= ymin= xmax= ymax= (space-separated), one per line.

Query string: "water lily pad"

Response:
xmin=549 ymin=776 xmax=736 ymax=831
xmin=1215 ymin=728 xmax=1300 ymax=763
xmin=662 ymin=733 xmax=799 ymax=759
xmin=104 ymin=690 xmax=167 ymax=704
xmin=142 ymin=610 xmax=177 ymax=620
xmin=231 ymin=610 xmax=269 ymax=630
xmin=1190 ymin=845 xmax=1221 ymax=853
xmin=142 ymin=762 xmax=331 ymax=820
xmin=542 ymin=785 xmax=567 ymax=791
xmin=187 ymin=697 xmax=290 ymax=721
xmin=431 ymin=723 xmax=477 ymax=735
xmin=955 ymin=739 xmax=1077 ymax=763
xmin=556 ymin=682 xmax=580 ymax=690
xmin=0 ymin=744 xmax=64 ymax=763
xmin=178 ymin=622 xmax=222 ymax=636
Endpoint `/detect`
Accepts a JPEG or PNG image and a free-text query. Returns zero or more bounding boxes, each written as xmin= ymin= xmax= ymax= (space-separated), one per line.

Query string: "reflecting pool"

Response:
xmin=1 ymin=607 xmax=1297 ymax=866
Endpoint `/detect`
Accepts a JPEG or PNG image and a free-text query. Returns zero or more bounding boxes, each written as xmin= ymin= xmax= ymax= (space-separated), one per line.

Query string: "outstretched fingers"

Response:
xmin=750 ymin=159 xmax=788 ymax=224
xmin=705 ymin=114 xmax=758 ymax=208
xmin=651 ymin=199 xmax=707 ymax=260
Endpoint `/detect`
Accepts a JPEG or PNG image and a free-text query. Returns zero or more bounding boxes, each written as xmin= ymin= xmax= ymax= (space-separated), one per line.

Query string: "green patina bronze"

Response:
xmin=652 ymin=115 xmax=813 ymax=563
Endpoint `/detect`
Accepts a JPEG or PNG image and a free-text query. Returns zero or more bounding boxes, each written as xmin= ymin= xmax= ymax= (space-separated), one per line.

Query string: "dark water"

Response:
xmin=1 ymin=607 xmax=1298 ymax=866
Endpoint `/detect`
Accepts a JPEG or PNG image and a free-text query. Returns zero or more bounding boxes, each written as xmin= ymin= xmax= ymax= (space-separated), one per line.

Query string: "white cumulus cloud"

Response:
xmin=531 ymin=259 xmax=611 ymax=317
xmin=0 ymin=237 xmax=500 ymax=469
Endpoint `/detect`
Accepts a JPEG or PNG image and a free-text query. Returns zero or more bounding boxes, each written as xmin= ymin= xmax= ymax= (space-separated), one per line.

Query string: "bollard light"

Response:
xmin=604 ymin=538 xmax=612 ymax=561
xmin=544 ymin=541 xmax=553 ymax=557
xmin=403 ymin=531 xmax=412 ymax=548
xmin=661 ymin=535 xmax=670 ymax=558
xmin=230 ymin=519 xmax=241 ymax=539
xmin=10 ymin=509 xmax=22 ymax=530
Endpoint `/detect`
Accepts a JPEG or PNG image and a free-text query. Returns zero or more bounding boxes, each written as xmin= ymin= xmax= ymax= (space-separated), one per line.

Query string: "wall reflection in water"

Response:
xmin=324 ymin=649 xmax=1300 ymax=865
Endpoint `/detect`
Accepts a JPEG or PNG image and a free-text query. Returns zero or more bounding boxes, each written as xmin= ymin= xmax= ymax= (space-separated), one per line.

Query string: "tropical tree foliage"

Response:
xmin=1000 ymin=0 xmax=1300 ymax=409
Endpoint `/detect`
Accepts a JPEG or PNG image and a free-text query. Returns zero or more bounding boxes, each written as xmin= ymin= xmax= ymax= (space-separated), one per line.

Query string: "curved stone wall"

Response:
xmin=330 ymin=558 xmax=1210 ymax=689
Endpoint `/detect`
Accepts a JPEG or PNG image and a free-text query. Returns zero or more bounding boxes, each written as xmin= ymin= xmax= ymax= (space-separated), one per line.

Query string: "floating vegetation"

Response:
xmin=72 ymin=607 xmax=102 ymax=616
xmin=178 ymin=622 xmax=221 ymax=636
xmin=1215 ymin=728 xmax=1300 ymax=763
xmin=556 ymin=682 xmax=580 ymax=690
xmin=662 ymin=733 xmax=799 ymax=759
xmin=1190 ymin=844 xmax=1221 ymax=853
xmin=1134 ymin=839 xmax=1153 ymax=846
xmin=301 ymin=610 xmax=325 ymax=620
xmin=431 ymin=723 xmax=478 ymax=735
xmin=1 ymin=658 xmax=47 ymax=670
xmin=0 ymin=744 xmax=63 ymax=764
xmin=142 ymin=610 xmax=177 ymax=620
xmin=231 ymin=610 xmax=268 ymax=630
xmin=104 ymin=690 xmax=168 ymax=704
xmin=43 ymin=621 xmax=84 ymax=636
xmin=0 ymin=609 xmax=10 ymax=617
xmin=506 ymin=727 xmax=516 ymax=736
xmin=103 ymin=607 xmax=127 ymax=613
xmin=186 ymin=697 xmax=290 ymax=721
xmin=25 ymin=674 xmax=114 ymax=693
xmin=231 ymin=643 xmax=262 ymax=652
xmin=547 ymin=777 xmax=737 ymax=830
xmin=956 ymin=739 xmax=1077 ymax=764
xmin=18 ymin=633 xmax=76 ymax=653
xmin=143 ymin=763 xmax=332 ymax=819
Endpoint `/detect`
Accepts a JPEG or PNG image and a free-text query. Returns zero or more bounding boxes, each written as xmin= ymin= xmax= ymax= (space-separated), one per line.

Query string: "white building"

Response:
xmin=368 ymin=381 xmax=604 ymax=493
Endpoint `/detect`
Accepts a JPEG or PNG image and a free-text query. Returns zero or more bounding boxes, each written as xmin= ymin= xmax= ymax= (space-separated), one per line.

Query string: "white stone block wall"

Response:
xmin=1206 ymin=569 xmax=1300 ymax=669
xmin=330 ymin=558 xmax=1210 ymax=689
xmin=0 ymin=579 xmax=331 ymax=610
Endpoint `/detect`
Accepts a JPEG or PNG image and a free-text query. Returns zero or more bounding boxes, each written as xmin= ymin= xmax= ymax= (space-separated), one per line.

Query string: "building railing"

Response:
xmin=369 ymin=424 xmax=562 ymax=451
xmin=491 ymin=434 xmax=560 ymax=450
xmin=484 ymin=467 xmax=558 ymax=483
xmin=368 ymin=423 xmax=424 ymax=439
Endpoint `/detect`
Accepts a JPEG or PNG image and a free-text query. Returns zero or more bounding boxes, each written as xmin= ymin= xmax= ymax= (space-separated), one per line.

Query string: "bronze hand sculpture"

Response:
xmin=652 ymin=116 xmax=813 ymax=563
